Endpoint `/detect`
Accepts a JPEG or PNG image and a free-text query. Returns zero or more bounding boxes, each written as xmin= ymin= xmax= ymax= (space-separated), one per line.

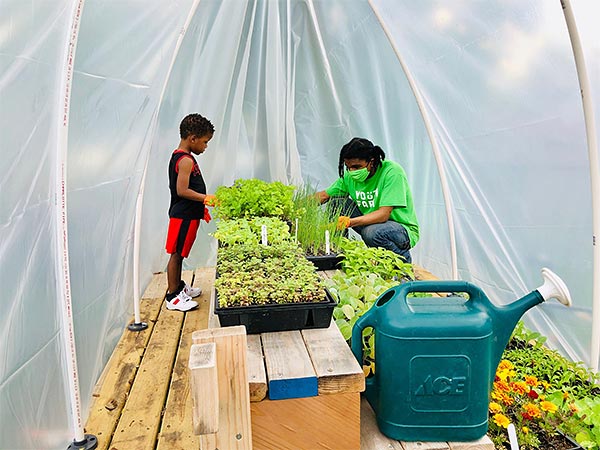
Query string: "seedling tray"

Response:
xmin=305 ymin=254 xmax=344 ymax=271
xmin=215 ymin=288 xmax=337 ymax=334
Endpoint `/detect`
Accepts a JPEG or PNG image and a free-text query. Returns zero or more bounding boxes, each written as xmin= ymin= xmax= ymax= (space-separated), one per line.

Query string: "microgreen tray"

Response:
xmin=214 ymin=288 xmax=337 ymax=334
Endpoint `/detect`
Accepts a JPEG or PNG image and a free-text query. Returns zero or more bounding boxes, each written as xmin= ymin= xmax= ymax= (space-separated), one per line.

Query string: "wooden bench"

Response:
xmin=189 ymin=286 xmax=365 ymax=450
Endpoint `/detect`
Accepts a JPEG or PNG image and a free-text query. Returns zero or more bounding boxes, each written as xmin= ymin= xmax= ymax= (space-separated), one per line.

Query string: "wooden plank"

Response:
xmin=247 ymin=334 xmax=267 ymax=402
xmin=402 ymin=443 xmax=450 ymax=450
xmin=108 ymin=275 xmax=190 ymax=450
xmin=84 ymin=272 xmax=169 ymax=450
xmin=301 ymin=321 xmax=364 ymax=395
xmin=261 ymin=331 xmax=318 ymax=400
xmin=157 ymin=267 xmax=213 ymax=450
xmin=192 ymin=326 xmax=252 ymax=450
xmin=447 ymin=436 xmax=495 ymax=450
xmin=251 ymin=392 xmax=360 ymax=450
xmin=189 ymin=342 xmax=219 ymax=434
xmin=207 ymin=286 xmax=221 ymax=329
xmin=413 ymin=264 xmax=439 ymax=281
xmin=360 ymin=397 xmax=404 ymax=450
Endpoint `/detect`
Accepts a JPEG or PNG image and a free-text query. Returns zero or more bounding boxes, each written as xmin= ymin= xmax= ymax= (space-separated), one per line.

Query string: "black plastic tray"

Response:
xmin=305 ymin=254 xmax=344 ymax=271
xmin=215 ymin=288 xmax=337 ymax=334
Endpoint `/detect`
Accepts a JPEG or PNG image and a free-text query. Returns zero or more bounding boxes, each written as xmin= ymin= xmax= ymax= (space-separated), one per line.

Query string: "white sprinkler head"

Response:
xmin=536 ymin=268 xmax=572 ymax=306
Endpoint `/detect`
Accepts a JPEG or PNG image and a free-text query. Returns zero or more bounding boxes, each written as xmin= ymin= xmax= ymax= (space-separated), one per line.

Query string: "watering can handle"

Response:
xmin=398 ymin=280 xmax=487 ymax=300
xmin=350 ymin=309 xmax=376 ymax=366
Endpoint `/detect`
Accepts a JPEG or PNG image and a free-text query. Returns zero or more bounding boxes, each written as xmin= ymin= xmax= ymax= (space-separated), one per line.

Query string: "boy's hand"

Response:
xmin=203 ymin=194 xmax=217 ymax=206
xmin=203 ymin=208 xmax=212 ymax=223
xmin=337 ymin=216 xmax=351 ymax=230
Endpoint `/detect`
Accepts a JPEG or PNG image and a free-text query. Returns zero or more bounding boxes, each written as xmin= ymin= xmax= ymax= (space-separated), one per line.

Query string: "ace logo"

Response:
xmin=414 ymin=375 xmax=467 ymax=396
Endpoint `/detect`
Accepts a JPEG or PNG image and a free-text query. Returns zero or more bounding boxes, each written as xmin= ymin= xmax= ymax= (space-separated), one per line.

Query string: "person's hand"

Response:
xmin=337 ymin=216 xmax=351 ymax=230
xmin=203 ymin=208 xmax=212 ymax=223
xmin=203 ymin=194 xmax=217 ymax=206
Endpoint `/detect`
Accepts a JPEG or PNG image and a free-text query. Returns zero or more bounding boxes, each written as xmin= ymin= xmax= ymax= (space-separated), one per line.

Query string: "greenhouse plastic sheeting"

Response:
xmin=1 ymin=1 xmax=599 ymax=449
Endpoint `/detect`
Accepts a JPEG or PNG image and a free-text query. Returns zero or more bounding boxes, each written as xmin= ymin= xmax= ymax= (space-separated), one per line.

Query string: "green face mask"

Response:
xmin=348 ymin=167 xmax=370 ymax=183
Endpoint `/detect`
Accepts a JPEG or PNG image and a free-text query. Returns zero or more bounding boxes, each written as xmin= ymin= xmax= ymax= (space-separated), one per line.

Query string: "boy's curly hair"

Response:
xmin=180 ymin=113 xmax=215 ymax=139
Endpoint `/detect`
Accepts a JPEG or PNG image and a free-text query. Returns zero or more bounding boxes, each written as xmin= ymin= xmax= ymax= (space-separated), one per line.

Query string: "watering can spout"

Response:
xmin=491 ymin=268 xmax=572 ymax=369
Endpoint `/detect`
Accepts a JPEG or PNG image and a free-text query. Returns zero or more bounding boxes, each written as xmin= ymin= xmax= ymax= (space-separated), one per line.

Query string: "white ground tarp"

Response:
xmin=1 ymin=1 xmax=599 ymax=448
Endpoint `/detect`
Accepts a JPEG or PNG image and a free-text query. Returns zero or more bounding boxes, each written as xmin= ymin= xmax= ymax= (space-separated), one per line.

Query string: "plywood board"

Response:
xmin=252 ymin=392 xmax=360 ymax=450
xmin=447 ymin=436 xmax=495 ymax=450
xmin=360 ymin=397 xmax=404 ymax=450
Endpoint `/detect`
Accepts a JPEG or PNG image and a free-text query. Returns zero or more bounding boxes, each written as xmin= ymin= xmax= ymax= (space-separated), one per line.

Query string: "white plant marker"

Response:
xmin=295 ymin=218 xmax=299 ymax=243
xmin=325 ymin=230 xmax=330 ymax=255
xmin=508 ymin=423 xmax=519 ymax=450
xmin=261 ymin=224 xmax=268 ymax=246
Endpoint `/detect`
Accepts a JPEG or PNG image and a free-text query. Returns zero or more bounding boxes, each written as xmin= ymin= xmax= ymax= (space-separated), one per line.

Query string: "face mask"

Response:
xmin=348 ymin=167 xmax=370 ymax=182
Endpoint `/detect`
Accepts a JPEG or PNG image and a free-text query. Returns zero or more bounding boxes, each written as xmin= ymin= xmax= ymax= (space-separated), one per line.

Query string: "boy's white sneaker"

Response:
xmin=183 ymin=282 xmax=202 ymax=298
xmin=166 ymin=290 xmax=198 ymax=312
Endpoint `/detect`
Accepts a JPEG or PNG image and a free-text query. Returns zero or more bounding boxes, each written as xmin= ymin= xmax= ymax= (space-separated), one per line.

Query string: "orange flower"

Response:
xmin=523 ymin=403 xmax=541 ymax=419
xmin=510 ymin=381 xmax=528 ymax=395
xmin=494 ymin=380 xmax=511 ymax=392
xmin=540 ymin=401 xmax=558 ymax=413
xmin=562 ymin=391 xmax=569 ymax=400
xmin=489 ymin=402 xmax=502 ymax=414
xmin=569 ymin=403 xmax=578 ymax=413
xmin=493 ymin=413 xmax=510 ymax=428
xmin=525 ymin=375 xmax=539 ymax=387
xmin=500 ymin=393 xmax=514 ymax=406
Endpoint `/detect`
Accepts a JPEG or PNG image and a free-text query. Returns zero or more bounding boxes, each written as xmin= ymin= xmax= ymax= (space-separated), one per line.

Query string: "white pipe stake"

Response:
xmin=325 ymin=230 xmax=330 ymax=255
xmin=295 ymin=218 xmax=299 ymax=243
xmin=507 ymin=423 xmax=519 ymax=450
xmin=261 ymin=225 xmax=268 ymax=246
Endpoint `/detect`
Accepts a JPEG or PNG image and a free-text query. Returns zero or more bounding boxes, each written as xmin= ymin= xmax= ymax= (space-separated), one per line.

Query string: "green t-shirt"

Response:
xmin=325 ymin=160 xmax=420 ymax=247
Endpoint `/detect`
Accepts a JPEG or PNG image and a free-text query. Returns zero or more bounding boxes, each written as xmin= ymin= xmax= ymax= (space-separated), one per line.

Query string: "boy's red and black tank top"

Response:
xmin=168 ymin=150 xmax=206 ymax=219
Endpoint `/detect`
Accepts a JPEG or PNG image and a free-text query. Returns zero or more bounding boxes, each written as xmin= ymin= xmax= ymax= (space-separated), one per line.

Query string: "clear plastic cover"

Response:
xmin=1 ymin=1 xmax=599 ymax=448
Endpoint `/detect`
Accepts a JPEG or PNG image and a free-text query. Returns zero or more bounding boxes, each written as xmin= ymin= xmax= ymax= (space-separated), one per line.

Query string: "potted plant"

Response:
xmin=291 ymin=184 xmax=346 ymax=270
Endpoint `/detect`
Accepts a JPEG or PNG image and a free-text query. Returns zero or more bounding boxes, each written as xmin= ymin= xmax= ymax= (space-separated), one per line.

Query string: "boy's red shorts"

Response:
xmin=165 ymin=218 xmax=200 ymax=258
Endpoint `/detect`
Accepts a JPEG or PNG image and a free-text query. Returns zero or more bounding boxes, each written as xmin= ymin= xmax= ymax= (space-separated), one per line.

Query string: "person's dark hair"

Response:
xmin=180 ymin=113 xmax=215 ymax=139
xmin=338 ymin=137 xmax=386 ymax=177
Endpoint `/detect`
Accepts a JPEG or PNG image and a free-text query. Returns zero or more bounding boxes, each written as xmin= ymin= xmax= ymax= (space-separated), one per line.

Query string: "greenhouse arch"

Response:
xmin=1 ymin=1 xmax=599 ymax=448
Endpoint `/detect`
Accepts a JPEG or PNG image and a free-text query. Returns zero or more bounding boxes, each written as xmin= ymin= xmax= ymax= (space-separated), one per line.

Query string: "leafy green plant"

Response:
xmin=215 ymin=240 xmax=326 ymax=307
xmin=338 ymin=238 xmax=414 ymax=281
xmin=214 ymin=178 xmax=296 ymax=220
xmin=291 ymin=184 xmax=345 ymax=256
xmin=212 ymin=217 xmax=291 ymax=246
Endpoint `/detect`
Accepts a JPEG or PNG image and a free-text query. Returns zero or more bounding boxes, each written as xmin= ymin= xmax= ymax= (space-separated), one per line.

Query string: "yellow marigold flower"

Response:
xmin=498 ymin=360 xmax=514 ymax=371
xmin=489 ymin=402 xmax=502 ymax=414
xmin=525 ymin=375 xmax=539 ymax=387
xmin=562 ymin=391 xmax=569 ymax=400
xmin=540 ymin=401 xmax=558 ymax=413
xmin=500 ymin=393 xmax=514 ymax=406
xmin=511 ymin=381 xmax=528 ymax=395
xmin=522 ymin=426 xmax=529 ymax=434
xmin=523 ymin=403 xmax=541 ymax=418
xmin=541 ymin=381 xmax=551 ymax=390
xmin=491 ymin=391 xmax=503 ymax=401
xmin=494 ymin=380 xmax=511 ymax=392
xmin=493 ymin=413 xmax=510 ymax=428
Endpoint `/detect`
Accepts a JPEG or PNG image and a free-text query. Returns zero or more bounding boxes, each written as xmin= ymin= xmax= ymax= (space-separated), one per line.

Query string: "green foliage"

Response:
xmin=488 ymin=322 xmax=600 ymax=449
xmin=328 ymin=238 xmax=415 ymax=374
xmin=215 ymin=240 xmax=325 ymax=307
xmin=214 ymin=178 xmax=296 ymax=220
xmin=212 ymin=217 xmax=291 ymax=246
xmin=338 ymin=238 xmax=414 ymax=281
xmin=291 ymin=184 xmax=345 ymax=256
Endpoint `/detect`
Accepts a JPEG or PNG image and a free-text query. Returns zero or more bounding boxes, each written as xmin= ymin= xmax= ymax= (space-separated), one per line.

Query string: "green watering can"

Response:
xmin=351 ymin=268 xmax=571 ymax=442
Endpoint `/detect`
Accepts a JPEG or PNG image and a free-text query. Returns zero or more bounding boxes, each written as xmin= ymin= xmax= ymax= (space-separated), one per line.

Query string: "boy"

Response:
xmin=164 ymin=113 xmax=217 ymax=311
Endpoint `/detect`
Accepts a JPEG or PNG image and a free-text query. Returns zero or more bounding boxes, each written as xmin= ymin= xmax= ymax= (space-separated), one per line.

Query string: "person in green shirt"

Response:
xmin=317 ymin=137 xmax=419 ymax=263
